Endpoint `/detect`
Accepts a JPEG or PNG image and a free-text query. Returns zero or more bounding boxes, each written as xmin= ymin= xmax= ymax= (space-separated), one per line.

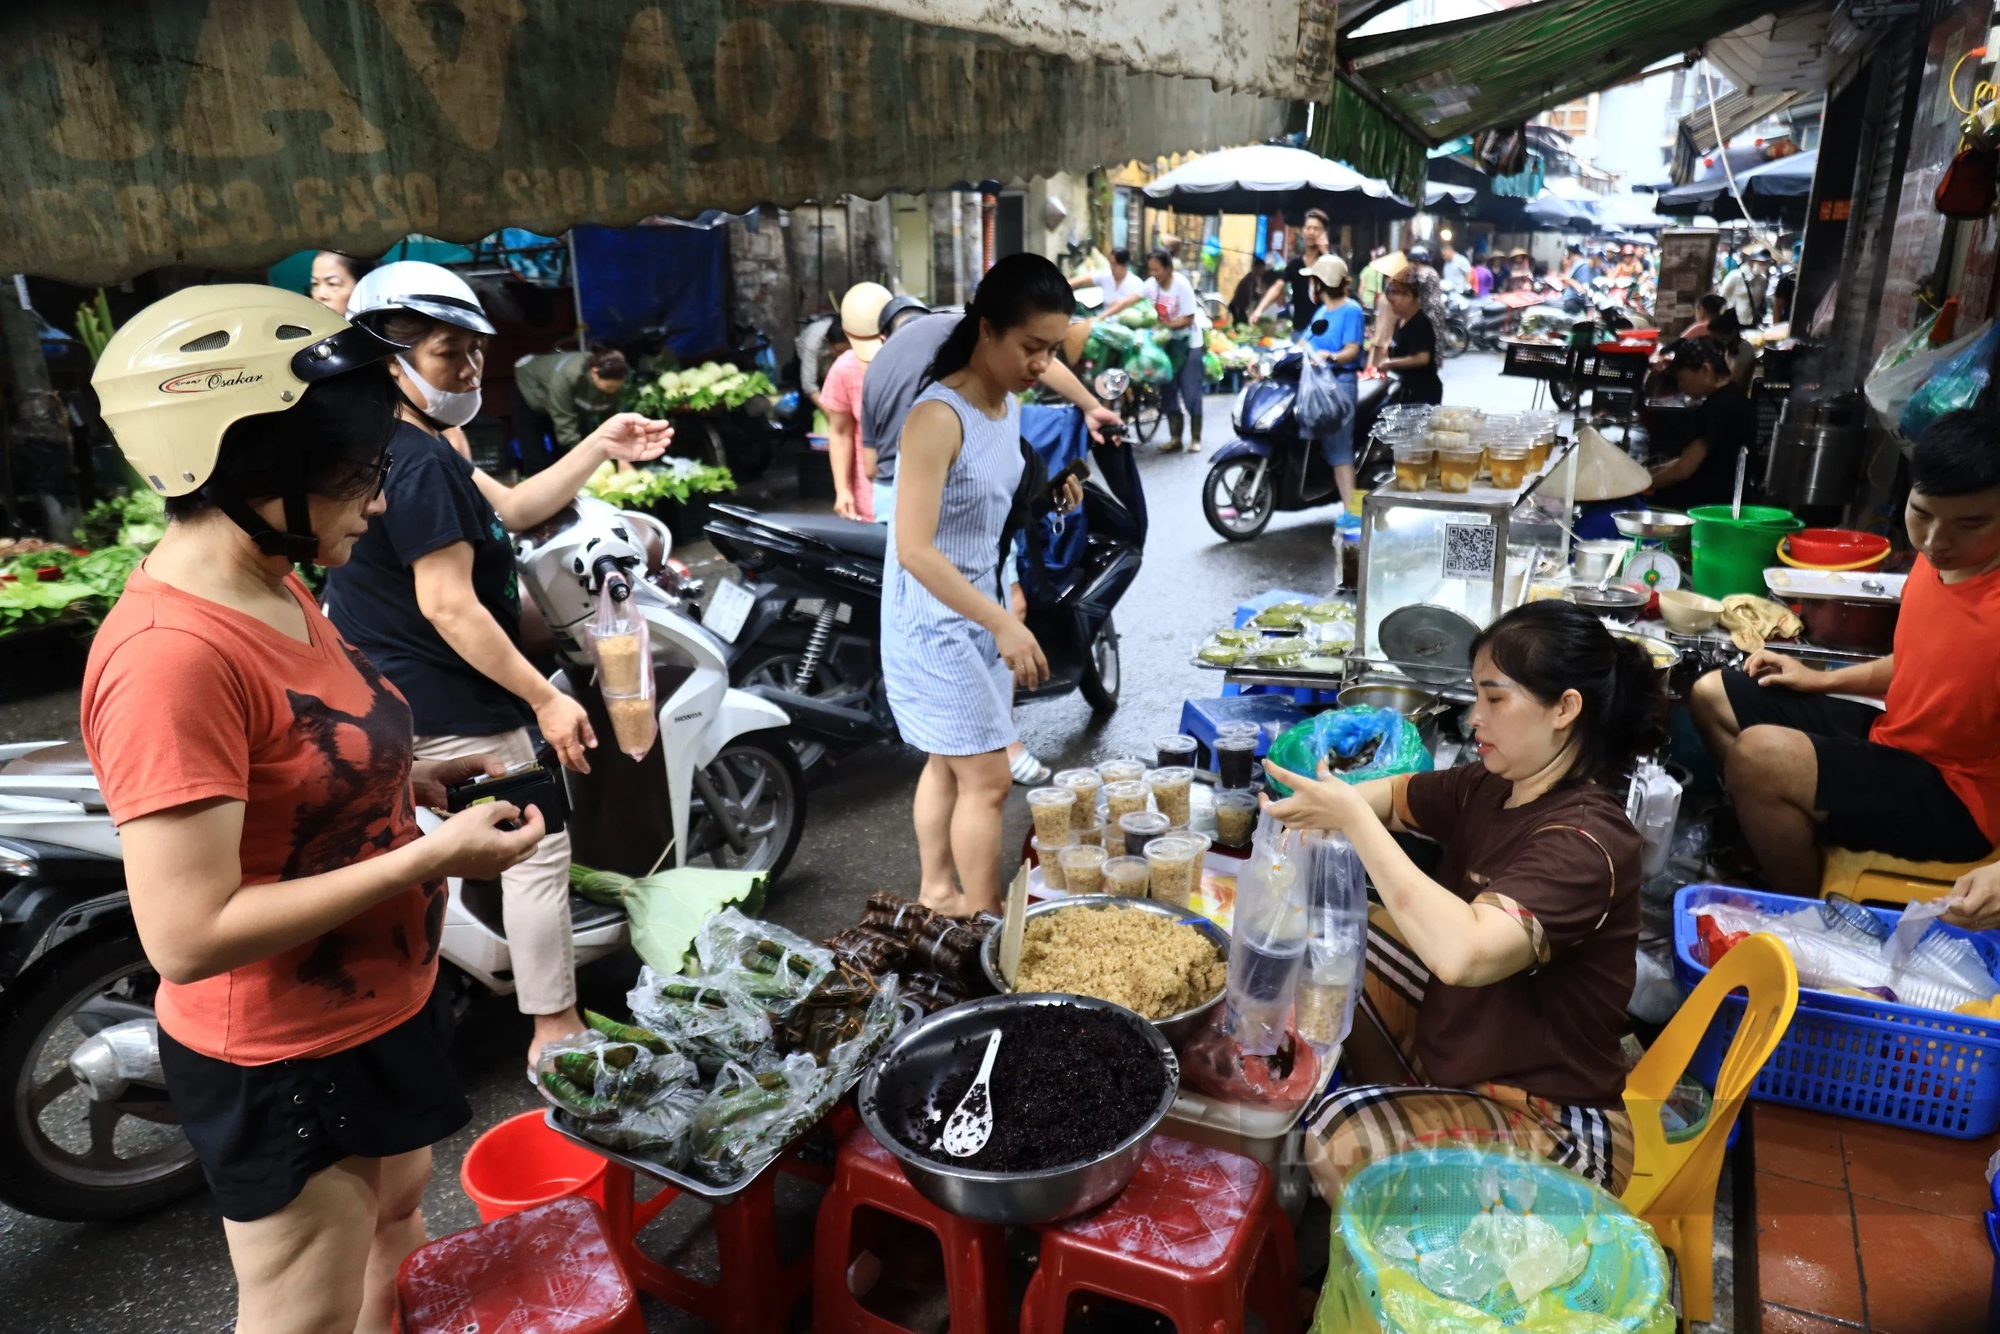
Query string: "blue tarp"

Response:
xmin=571 ymin=223 xmax=727 ymax=359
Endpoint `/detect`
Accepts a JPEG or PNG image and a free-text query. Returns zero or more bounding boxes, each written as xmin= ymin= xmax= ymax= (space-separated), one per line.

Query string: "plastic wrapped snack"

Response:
xmin=692 ymin=907 xmax=834 ymax=1013
xmin=689 ymin=1053 xmax=831 ymax=1185
xmin=778 ymin=960 xmax=886 ymax=1063
xmin=535 ymin=1024 xmax=699 ymax=1124
xmin=626 ymin=966 xmax=775 ymax=1074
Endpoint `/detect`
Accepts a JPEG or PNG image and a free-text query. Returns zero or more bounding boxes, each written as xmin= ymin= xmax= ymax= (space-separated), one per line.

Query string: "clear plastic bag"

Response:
xmin=688 ymin=1053 xmax=829 ymax=1185
xmin=575 ymin=1083 xmax=708 ymax=1168
xmin=535 ymin=1028 xmax=699 ymax=1124
xmin=626 ymin=965 xmax=775 ymax=1075
xmin=1297 ymin=833 xmax=1368 ymax=1054
xmin=692 ymin=907 xmax=834 ymax=1015
xmin=1225 ymin=813 xmax=1308 ymax=1056
xmin=586 ymin=581 xmax=658 ymax=759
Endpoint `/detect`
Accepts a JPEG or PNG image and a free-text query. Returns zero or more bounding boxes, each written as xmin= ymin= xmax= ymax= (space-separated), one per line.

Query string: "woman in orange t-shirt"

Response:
xmin=81 ymin=287 xmax=547 ymax=1334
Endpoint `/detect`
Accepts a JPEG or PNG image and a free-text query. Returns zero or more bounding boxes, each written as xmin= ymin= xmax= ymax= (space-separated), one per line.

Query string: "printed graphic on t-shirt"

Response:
xmin=284 ymin=642 xmax=445 ymax=997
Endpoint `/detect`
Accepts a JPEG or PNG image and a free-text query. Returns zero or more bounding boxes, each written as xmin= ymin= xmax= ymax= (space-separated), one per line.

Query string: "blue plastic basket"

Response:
xmin=1671 ymin=884 xmax=2000 ymax=1139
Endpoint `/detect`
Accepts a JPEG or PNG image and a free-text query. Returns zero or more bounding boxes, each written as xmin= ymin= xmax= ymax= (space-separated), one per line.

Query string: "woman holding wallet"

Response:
xmin=84 ymin=285 xmax=549 ymax=1333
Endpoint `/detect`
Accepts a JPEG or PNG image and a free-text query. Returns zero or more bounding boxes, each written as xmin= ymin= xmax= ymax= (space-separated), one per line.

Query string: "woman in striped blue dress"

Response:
xmin=884 ymin=254 xmax=1080 ymax=916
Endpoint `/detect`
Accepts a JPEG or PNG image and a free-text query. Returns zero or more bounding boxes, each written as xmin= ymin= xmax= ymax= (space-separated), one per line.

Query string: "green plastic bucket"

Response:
xmin=1688 ymin=504 xmax=1803 ymax=598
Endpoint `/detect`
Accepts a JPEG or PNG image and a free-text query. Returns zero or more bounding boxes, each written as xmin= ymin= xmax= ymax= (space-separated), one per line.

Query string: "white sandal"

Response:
xmin=1009 ymin=749 xmax=1051 ymax=785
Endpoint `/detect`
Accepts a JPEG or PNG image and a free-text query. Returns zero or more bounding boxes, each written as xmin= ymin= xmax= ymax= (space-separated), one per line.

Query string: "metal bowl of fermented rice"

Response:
xmin=979 ymin=896 xmax=1229 ymax=1046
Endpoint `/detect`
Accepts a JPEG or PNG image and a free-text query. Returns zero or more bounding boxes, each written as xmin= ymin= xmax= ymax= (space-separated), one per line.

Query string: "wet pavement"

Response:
xmin=0 ymin=354 xmax=1544 ymax=1332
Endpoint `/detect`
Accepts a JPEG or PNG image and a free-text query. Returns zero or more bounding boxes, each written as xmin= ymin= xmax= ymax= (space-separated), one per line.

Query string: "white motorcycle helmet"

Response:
xmin=346 ymin=260 xmax=497 ymax=336
xmin=346 ymin=260 xmax=495 ymax=429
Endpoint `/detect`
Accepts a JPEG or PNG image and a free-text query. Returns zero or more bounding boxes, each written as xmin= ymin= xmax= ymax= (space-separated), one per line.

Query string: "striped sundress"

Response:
xmin=881 ymin=380 xmax=1025 ymax=756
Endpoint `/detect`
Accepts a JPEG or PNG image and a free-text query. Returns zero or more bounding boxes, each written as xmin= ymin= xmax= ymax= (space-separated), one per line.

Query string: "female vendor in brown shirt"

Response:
xmin=1265 ymin=600 xmax=1667 ymax=1199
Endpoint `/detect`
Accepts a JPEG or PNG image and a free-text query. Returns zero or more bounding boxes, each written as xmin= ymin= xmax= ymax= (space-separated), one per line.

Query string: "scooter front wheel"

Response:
xmin=0 ymin=936 xmax=202 ymax=1222
xmin=684 ymin=736 xmax=808 ymax=878
xmin=1202 ymin=457 xmax=1275 ymax=541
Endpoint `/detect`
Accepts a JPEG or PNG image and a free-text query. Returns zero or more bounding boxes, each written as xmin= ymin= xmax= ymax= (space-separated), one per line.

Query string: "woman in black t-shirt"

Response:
xmin=1649 ymin=338 xmax=1753 ymax=510
xmin=324 ymin=261 xmax=669 ymax=1070
xmin=1376 ymin=273 xmax=1445 ymax=404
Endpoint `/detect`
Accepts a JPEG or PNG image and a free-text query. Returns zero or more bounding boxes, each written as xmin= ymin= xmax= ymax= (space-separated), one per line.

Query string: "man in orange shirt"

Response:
xmin=1690 ymin=409 xmax=2000 ymax=896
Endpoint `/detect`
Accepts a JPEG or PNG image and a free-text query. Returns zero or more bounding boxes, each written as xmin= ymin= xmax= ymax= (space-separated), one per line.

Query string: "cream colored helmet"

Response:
xmin=92 ymin=283 xmax=402 ymax=499
xmin=839 ymin=282 xmax=894 ymax=363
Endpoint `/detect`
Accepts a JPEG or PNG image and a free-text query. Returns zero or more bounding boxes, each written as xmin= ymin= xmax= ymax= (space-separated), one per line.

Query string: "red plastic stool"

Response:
xmin=397 ymin=1195 xmax=643 ymax=1334
xmin=814 ymin=1125 xmax=1016 ymax=1334
xmin=1022 ymin=1136 xmax=1298 ymax=1334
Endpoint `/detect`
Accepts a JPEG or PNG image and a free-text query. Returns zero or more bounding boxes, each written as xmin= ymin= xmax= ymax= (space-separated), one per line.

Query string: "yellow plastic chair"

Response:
xmin=1621 ymin=933 xmax=1798 ymax=1325
xmin=1820 ymin=844 xmax=1999 ymax=909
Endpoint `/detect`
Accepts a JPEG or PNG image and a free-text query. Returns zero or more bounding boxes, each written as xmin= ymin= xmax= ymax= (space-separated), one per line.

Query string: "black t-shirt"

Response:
xmin=1654 ymin=383 xmax=1754 ymax=510
xmin=1390 ymin=312 xmax=1444 ymax=404
xmin=326 ymin=422 xmax=532 ymax=737
xmin=1282 ymin=257 xmax=1318 ymax=330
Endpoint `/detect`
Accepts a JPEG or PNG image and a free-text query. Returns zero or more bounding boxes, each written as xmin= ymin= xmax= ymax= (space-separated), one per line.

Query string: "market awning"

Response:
xmin=1655 ymin=147 xmax=1817 ymax=221
xmin=823 ymin=0 xmax=1329 ymax=101
xmin=1670 ymin=88 xmax=1808 ymax=185
xmin=1322 ymin=0 xmax=1791 ymax=194
xmin=0 ymin=2 xmax=1289 ymax=284
xmin=1139 ymin=143 xmax=1470 ymax=220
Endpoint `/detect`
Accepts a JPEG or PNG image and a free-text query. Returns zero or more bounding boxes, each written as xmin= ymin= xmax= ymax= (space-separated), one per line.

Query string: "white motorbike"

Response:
xmin=0 ymin=500 xmax=803 ymax=1222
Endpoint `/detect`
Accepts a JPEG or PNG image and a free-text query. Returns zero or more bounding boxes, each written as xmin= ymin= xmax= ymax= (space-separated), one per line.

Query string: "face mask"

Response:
xmin=396 ymin=354 xmax=481 ymax=428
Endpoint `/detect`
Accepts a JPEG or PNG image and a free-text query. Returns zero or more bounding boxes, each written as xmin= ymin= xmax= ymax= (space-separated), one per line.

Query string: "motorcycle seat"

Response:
xmin=754 ymin=512 xmax=887 ymax=562
xmin=0 ymin=741 xmax=95 ymax=776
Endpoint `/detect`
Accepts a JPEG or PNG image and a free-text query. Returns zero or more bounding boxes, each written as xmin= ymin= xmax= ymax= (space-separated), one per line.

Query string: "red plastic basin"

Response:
xmin=459 ymin=1109 xmax=609 ymax=1223
xmin=1781 ymin=528 xmax=1890 ymax=570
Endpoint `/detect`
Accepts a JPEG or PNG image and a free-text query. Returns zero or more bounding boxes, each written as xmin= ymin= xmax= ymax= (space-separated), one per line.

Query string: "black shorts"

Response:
xmin=158 ymin=980 xmax=471 ymax=1223
xmin=1720 ymin=668 xmax=1991 ymax=862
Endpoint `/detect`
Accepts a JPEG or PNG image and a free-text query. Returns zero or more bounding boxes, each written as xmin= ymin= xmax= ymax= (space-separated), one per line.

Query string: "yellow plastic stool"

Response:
xmin=1622 ymin=934 xmax=1798 ymax=1325
xmin=1820 ymin=845 xmax=1999 ymax=909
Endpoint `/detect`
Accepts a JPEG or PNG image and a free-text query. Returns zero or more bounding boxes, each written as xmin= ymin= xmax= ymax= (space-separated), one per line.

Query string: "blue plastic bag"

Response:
xmin=1265 ymin=706 xmax=1434 ymax=797
xmin=1901 ymin=320 xmax=2000 ymax=439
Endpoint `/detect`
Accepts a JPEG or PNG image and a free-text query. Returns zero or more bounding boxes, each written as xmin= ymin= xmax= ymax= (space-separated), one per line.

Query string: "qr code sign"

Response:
xmin=1442 ymin=522 xmax=1498 ymax=580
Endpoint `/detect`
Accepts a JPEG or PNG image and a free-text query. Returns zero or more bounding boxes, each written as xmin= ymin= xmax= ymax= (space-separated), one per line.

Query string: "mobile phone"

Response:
xmin=444 ymin=758 xmax=567 ymax=835
xmin=1048 ymin=458 xmax=1091 ymax=508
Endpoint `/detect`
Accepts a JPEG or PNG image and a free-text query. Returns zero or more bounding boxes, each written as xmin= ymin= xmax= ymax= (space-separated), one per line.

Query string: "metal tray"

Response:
xmin=543 ymin=1107 xmax=786 ymax=1205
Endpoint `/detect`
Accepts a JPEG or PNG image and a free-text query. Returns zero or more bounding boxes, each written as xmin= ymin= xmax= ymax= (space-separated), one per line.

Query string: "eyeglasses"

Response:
xmin=359 ymin=452 xmax=394 ymax=499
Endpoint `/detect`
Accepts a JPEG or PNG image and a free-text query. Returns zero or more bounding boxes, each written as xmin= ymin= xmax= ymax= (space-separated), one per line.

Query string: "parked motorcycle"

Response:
xmin=1202 ymin=348 xmax=1395 ymax=541
xmin=701 ymin=404 xmax=1146 ymax=773
xmin=0 ymin=498 xmax=802 ymax=1223
xmin=1440 ymin=290 xmax=1474 ymax=358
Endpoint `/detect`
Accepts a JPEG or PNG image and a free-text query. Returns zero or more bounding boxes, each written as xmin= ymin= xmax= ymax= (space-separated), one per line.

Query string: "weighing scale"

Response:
xmin=1610 ymin=509 xmax=1695 ymax=592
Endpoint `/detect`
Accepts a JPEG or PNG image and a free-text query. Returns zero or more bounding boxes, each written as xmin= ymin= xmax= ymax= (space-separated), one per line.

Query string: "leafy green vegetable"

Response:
xmin=74 ymin=490 xmax=165 ymax=551
xmin=630 ymin=361 xmax=777 ymax=417
xmin=583 ymin=459 xmax=735 ymax=508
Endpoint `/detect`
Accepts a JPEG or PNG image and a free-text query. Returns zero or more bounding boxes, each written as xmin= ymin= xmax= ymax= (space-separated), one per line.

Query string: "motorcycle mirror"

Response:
xmin=1093 ymin=368 xmax=1130 ymax=400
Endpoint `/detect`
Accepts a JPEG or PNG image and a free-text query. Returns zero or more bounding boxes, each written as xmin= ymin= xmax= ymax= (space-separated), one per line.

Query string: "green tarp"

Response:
xmin=0 ymin=2 xmax=1286 ymax=284
xmin=1323 ymin=0 xmax=1784 ymax=198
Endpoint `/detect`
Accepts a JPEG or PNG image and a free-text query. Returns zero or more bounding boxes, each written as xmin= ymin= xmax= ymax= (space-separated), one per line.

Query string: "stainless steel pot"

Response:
xmin=1764 ymin=396 xmax=1866 ymax=509
xmin=858 ymin=993 xmax=1180 ymax=1225
xmin=977 ymin=896 xmax=1229 ymax=1048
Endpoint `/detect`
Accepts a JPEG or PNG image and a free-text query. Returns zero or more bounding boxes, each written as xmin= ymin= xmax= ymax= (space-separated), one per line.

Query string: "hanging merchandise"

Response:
xmin=586 ymin=581 xmax=657 ymax=760
xmin=1900 ymin=320 xmax=2000 ymax=440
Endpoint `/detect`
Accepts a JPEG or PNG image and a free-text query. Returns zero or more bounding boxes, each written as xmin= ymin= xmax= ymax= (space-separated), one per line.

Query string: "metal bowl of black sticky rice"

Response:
xmin=858 ymin=993 xmax=1180 ymax=1225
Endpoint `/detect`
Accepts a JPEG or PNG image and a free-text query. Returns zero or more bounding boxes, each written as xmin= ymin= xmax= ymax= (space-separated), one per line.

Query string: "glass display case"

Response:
xmin=1355 ymin=447 xmax=1574 ymax=672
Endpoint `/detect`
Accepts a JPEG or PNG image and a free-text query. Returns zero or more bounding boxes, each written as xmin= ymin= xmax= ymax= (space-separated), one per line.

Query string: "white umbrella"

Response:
xmin=1143 ymin=143 xmax=1433 ymax=220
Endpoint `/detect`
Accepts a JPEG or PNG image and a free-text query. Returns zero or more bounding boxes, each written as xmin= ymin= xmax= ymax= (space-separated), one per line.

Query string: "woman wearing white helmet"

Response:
xmin=324 ymin=262 xmax=670 ymax=1076
xmin=81 ymin=285 xmax=549 ymax=1332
